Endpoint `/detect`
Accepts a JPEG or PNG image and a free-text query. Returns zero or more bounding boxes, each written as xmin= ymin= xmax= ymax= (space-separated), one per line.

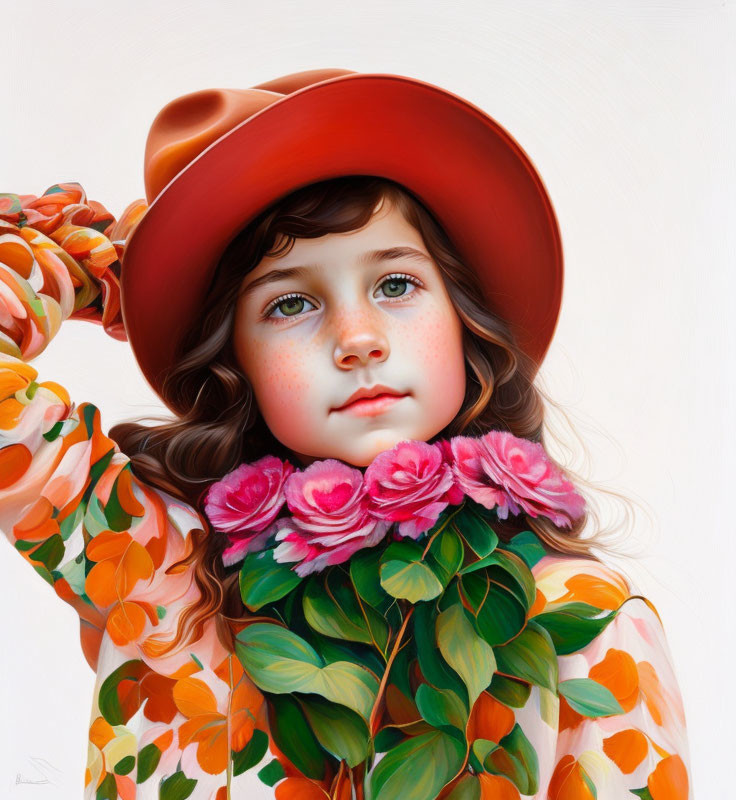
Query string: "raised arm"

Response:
xmin=0 ymin=185 xmax=273 ymax=798
xmin=0 ymin=184 xmax=145 ymax=652
xmin=532 ymin=555 xmax=693 ymax=799
xmin=0 ymin=183 xmax=147 ymax=658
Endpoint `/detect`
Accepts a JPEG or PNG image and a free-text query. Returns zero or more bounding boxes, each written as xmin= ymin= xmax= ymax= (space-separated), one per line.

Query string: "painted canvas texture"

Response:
xmin=0 ymin=188 xmax=692 ymax=798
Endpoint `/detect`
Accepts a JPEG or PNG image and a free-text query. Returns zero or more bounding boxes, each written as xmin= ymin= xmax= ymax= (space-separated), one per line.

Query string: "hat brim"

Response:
xmin=122 ymin=72 xmax=563 ymax=410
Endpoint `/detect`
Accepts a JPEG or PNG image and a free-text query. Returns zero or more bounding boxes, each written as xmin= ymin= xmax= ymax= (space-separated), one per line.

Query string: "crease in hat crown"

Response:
xmin=144 ymin=69 xmax=357 ymax=203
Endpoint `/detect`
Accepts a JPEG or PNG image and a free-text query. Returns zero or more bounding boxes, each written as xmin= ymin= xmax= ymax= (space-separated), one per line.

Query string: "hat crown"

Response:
xmin=144 ymin=68 xmax=356 ymax=203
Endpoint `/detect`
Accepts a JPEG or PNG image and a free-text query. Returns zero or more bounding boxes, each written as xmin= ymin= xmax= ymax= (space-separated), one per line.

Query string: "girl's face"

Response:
xmin=232 ymin=198 xmax=467 ymax=467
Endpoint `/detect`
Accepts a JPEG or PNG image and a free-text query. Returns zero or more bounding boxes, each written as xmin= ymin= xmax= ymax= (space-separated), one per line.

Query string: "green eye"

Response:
xmin=265 ymin=294 xmax=316 ymax=320
xmin=381 ymin=277 xmax=408 ymax=298
xmin=277 ymin=297 xmax=306 ymax=316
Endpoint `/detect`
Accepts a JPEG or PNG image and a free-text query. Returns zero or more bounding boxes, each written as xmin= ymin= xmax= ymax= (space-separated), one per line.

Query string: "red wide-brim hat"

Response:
xmin=121 ymin=68 xmax=563 ymax=410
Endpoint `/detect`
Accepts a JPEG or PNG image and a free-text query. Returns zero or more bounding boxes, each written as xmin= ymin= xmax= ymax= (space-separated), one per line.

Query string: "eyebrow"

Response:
xmin=239 ymin=246 xmax=433 ymax=296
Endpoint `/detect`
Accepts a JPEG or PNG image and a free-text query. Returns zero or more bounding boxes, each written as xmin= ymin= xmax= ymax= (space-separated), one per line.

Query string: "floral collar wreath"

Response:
xmin=205 ymin=430 xmax=585 ymax=574
xmin=202 ymin=432 xmax=644 ymax=798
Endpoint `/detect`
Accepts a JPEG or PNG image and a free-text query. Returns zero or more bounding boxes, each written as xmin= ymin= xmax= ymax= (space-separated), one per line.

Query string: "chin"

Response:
xmin=334 ymin=429 xmax=426 ymax=467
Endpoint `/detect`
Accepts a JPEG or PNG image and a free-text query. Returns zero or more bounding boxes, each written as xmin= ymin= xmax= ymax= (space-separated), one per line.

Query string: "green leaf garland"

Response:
xmin=228 ymin=500 xmax=627 ymax=797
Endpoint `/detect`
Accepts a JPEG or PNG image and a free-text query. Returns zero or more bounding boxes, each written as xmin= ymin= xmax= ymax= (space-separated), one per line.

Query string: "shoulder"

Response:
xmin=528 ymin=550 xmax=677 ymax=684
xmin=527 ymin=549 xmax=669 ymax=637
xmin=529 ymin=551 xmax=637 ymax=615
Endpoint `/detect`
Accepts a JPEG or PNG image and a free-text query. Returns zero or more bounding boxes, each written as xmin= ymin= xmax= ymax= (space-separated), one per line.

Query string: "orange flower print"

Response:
xmin=85 ymin=526 xmax=156 ymax=645
xmin=647 ymin=754 xmax=689 ymax=800
xmin=548 ymin=754 xmax=596 ymax=800
xmin=173 ymin=659 xmax=265 ymax=775
xmin=602 ymin=729 xmax=649 ymax=773
xmin=555 ymin=572 xmax=629 ymax=610
xmin=85 ymin=716 xmax=138 ymax=799
xmin=589 ymin=648 xmax=640 ymax=713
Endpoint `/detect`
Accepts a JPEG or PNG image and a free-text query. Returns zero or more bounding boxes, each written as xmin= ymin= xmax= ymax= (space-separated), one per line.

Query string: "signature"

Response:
xmin=15 ymin=757 xmax=62 ymax=787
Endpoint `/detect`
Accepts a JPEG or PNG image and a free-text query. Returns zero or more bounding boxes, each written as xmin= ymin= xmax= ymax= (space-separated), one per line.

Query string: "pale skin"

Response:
xmin=231 ymin=197 xmax=468 ymax=467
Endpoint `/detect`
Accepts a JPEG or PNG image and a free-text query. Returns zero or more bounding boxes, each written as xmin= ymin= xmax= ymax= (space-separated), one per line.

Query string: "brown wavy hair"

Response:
xmin=109 ymin=175 xmax=640 ymax=654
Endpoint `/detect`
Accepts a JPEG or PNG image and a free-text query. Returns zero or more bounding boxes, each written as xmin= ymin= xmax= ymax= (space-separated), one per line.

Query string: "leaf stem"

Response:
xmin=352 ymin=586 xmax=388 ymax=662
xmin=421 ymin=504 xmax=463 ymax=559
xmin=619 ymin=593 xmax=663 ymax=625
xmin=368 ymin=603 xmax=415 ymax=736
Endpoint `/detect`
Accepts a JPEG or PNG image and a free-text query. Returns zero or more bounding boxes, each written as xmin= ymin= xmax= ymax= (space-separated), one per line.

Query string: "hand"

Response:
xmin=0 ymin=184 xmax=148 ymax=355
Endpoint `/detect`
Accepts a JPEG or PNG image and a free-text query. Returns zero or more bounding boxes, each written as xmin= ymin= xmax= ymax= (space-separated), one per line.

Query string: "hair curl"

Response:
xmin=110 ymin=175 xmax=640 ymax=654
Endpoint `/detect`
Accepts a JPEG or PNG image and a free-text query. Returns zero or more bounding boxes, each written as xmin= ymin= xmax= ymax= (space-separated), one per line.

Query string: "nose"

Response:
xmin=333 ymin=312 xmax=390 ymax=370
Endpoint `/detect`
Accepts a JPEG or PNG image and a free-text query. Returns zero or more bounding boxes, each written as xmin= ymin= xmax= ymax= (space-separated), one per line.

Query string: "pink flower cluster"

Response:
xmin=204 ymin=456 xmax=294 ymax=567
xmin=203 ymin=432 xmax=586 ymax=575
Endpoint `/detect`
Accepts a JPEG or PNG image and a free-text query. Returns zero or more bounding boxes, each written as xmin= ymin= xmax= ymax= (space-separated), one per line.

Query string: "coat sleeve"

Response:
xmin=0 ymin=183 xmax=152 ymax=664
xmin=0 ymin=185 xmax=271 ymax=798
xmin=533 ymin=555 xmax=693 ymax=800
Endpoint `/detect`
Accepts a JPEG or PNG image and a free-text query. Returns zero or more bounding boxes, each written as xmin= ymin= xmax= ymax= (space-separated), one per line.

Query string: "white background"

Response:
xmin=1 ymin=1 xmax=733 ymax=797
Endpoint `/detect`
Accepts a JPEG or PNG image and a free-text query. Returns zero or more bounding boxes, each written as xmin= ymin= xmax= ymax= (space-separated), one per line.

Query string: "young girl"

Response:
xmin=0 ymin=69 xmax=692 ymax=799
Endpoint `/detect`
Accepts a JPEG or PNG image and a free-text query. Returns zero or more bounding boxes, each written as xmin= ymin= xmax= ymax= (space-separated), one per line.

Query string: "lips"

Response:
xmin=332 ymin=384 xmax=408 ymax=412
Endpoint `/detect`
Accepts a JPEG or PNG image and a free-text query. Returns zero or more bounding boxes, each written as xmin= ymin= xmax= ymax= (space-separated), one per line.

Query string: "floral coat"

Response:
xmin=0 ymin=185 xmax=693 ymax=799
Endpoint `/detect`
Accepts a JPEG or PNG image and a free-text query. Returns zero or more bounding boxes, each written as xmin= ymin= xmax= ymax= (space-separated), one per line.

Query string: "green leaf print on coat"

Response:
xmin=557 ymin=677 xmax=625 ymax=717
xmin=232 ymin=728 xmax=269 ymax=776
xmin=135 ymin=743 xmax=162 ymax=784
xmin=532 ymin=602 xmax=619 ymax=655
xmin=98 ymin=660 xmax=150 ymax=725
xmin=158 ymin=771 xmax=196 ymax=800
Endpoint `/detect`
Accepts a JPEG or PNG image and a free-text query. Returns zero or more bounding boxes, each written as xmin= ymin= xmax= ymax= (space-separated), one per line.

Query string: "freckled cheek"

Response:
xmin=398 ymin=308 xmax=464 ymax=378
xmin=244 ymin=339 xmax=320 ymax=430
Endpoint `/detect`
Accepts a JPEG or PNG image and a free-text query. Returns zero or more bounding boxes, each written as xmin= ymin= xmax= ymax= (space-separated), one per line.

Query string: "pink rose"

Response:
xmin=450 ymin=435 xmax=512 ymax=513
xmin=204 ymin=455 xmax=294 ymax=566
xmin=451 ymin=431 xmax=585 ymax=527
xmin=273 ymin=459 xmax=389 ymax=576
xmin=365 ymin=440 xmax=463 ymax=539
